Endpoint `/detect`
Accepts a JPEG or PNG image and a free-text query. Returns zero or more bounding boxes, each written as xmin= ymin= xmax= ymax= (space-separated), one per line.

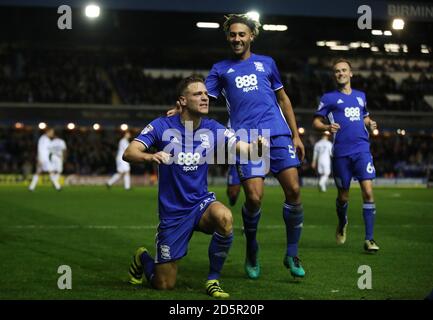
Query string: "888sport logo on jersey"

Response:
xmin=235 ymin=74 xmax=259 ymax=93
xmin=176 ymin=152 xmax=201 ymax=172
xmin=344 ymin=107 xmax=361 ymax=121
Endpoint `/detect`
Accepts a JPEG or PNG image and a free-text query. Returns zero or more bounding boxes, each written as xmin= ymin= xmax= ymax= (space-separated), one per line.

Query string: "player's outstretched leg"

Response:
xmin=200 ymin=202 xmax=233 ymax=298
xmin=49 ymin=172 xmax=61 ymax=191
xmin=362 ymin=202 xmax=379 ymax=252
xmin=336 ymin=199 xmax=349 ymax=244
xmin=360 ymin=180 xmax=379 ymax=253
xmin=106 ymin=173 xmax=121 ymax=189
xmin=227 ymin=184 xmax=240 ymax=207
xmin=128 ymin=247 xmax=154 ymax=285
xmin=319 ymin=174 xmax=328 ymax=192
xmin=240 ymin=177 xmax=263 ymax=279
xmin=362 ymin=202 xmax=379 ymax=253
xmin=277 ymin=168 xmax=305 ymax=279
xmin=242 ymin=205 xmax=261 ymax=279
xmin=206 ymin=232 xmax=233 ymax=299
xmin=124 ymin=172 xmax=131 ymax=190
xmin=282 ymin=202 xmax=305 ymax=278
xmin=29 ymin=173 xmax=39 ymax=191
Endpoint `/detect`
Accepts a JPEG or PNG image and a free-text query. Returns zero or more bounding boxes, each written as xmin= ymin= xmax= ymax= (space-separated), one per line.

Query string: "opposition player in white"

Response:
xmin=106 ymin=131 xmax=132 ymax=190
xmin=28 ymin=128 xmax=62 ymax=191
xmin=311 ymin=132 xmax=333 ymax=192
xmin=49 ymin=135 xmax=67 ymax=187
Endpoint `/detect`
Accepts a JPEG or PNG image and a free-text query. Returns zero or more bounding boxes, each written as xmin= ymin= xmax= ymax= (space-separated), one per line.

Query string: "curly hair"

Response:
xmin=223 ymin=13 xmax=261 ymax=37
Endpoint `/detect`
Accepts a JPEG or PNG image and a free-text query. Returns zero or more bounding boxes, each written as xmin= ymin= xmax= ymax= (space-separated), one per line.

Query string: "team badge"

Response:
xmin=141 ymin=124 xmax=154 ymax=135
xmin=254 ymin=61 xmax=265 ymax=72
xmin=200 ymin=134 xmax=210 ymax=148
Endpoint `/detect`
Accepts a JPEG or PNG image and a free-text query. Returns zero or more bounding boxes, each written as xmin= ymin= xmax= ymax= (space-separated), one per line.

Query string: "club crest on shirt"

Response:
xmin=356 ymin=97 xmax=365 ymax=107
xmin=160 ymin=245 xmax=171 ymax=260
xmin=200 ymin=134 xmax=210 ymax=148
xmin=141 ymin=124 xmax=154 ymax=135
xmin=254 ymin=61 xmax=265 ymax=72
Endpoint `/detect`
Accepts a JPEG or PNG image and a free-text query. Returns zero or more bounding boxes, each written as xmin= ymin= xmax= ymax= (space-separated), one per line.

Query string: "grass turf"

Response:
xmin=0 ymin=185 xmax=432 ymax=300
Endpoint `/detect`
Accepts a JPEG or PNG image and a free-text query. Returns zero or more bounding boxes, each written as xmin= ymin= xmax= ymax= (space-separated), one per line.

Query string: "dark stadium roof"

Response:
xmin=0 ymin=4 xmax=432 ymax=56
xmin=0 ymin=0 xmax=433 ymax=20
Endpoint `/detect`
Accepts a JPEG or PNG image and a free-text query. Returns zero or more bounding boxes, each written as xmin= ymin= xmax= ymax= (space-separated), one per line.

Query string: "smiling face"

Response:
xmin=333 ymin=61 xmax=353 ymax=87
xmin=179 ymin=81 xmax=209 ymax=116
xmin=227 ymin=22 xmax=254 ymax=59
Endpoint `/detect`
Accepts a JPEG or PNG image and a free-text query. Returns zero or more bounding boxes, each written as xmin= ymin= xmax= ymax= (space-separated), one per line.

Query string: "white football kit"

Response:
xmin=313 ymin=138 xmax=333 ymax=192
xmin=50 ymin=138 xmax=67 ymax=173
xmin=37 ymin=134 xmax=53 ymax=172
xmin=116 ymin=138 xmax=131 ymax=173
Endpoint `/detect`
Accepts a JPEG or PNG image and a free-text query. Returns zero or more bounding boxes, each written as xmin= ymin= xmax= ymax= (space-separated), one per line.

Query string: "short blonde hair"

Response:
xmin=223 ymin=14 xmax=261 ymax=37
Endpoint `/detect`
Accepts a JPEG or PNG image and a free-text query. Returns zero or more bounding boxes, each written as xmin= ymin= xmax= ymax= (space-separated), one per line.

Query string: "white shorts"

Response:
xmin=116 ymin=158 xmax=130 ymax=173
xmin=318 ymin=162 xmax=331 ymax=176
xmin=39 ymin=160 xmax=54 ymax=173
xmin=51 ymin=158 xmax=63 ymax=173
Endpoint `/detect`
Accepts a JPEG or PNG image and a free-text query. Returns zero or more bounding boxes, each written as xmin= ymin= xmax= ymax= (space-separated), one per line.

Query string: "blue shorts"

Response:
xmin=227 ymin=165 xmax=240 ymax=186
xmin=332 ymin=152 xmax=376 ymax=190
xmin=236 ymin=135 xmax=301 ymax=181
xmin=154 ymin=193 xmax=216 ymax=264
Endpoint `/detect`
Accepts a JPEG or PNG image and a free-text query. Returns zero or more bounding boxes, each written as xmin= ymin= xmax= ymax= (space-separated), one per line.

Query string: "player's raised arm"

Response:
xmin=123 ymin=140 xmax=170 ymax=164
xmin=275 ymin=88 xmax=305 ymax=161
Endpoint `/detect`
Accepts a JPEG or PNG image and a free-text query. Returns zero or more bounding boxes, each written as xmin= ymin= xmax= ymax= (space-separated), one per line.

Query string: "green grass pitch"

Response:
xmin=0 ymin=185 xmax=432 ymax=300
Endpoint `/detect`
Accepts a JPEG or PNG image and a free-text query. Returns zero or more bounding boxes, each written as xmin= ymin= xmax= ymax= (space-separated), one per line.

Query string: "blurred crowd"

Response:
xmin=0 ymin=127 xmax=431 ymax=179
xmin=0 ymin=49 xmax=112 ymax=104
xmin=1 ymin=47 xmax=432 ymax=111
xmin=0 ymin=127 xmax=156 ymax=176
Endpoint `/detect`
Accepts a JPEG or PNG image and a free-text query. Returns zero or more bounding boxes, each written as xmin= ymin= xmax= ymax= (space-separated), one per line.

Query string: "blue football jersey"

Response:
xmin=135 ymin=114 xmax=236 ymax=219
xmin=315 ymin=89 xmax=371 ymax=157
xmin=206 ymin=53 xmax=291 ymax=138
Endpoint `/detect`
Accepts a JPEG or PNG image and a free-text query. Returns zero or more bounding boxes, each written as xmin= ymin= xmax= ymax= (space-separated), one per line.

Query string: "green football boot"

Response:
xmin=284 ymin=255 xmax=305 ymax=279
xmin=244 ymin=249 xmax=260 ymax=280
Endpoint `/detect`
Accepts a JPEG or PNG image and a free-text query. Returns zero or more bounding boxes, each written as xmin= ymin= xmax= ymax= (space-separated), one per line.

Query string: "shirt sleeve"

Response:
xmin=269 ymin=58 xmax=284 ymax=91
xmin=362 ymin=93 xmax=369 ymax=117
xmin=205 ymin=64 xmax=222 ymax=99
xmin=135 ymin=118 xmax=162 ymax=149
xmin=314 ymin=94 xmax=332 ymax=118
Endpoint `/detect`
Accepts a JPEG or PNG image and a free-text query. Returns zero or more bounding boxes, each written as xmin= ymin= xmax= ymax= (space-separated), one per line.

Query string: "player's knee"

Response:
xmin=228 ymin=189 xmax=239 ymax=200
xmin=337 ymin=190 xmax=349 ymax=202
xmin=153 ymin=278 xmax=176 ymax=290
xmin=285 ymin=183 xmax=301 ymax=202
xmin=362 ymin=190 xmax=374 ymax=202
xmin=216 ymin=208 xmax=233 ymax=236
xmin=245 ymin=192 xmax=262 ymax=209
